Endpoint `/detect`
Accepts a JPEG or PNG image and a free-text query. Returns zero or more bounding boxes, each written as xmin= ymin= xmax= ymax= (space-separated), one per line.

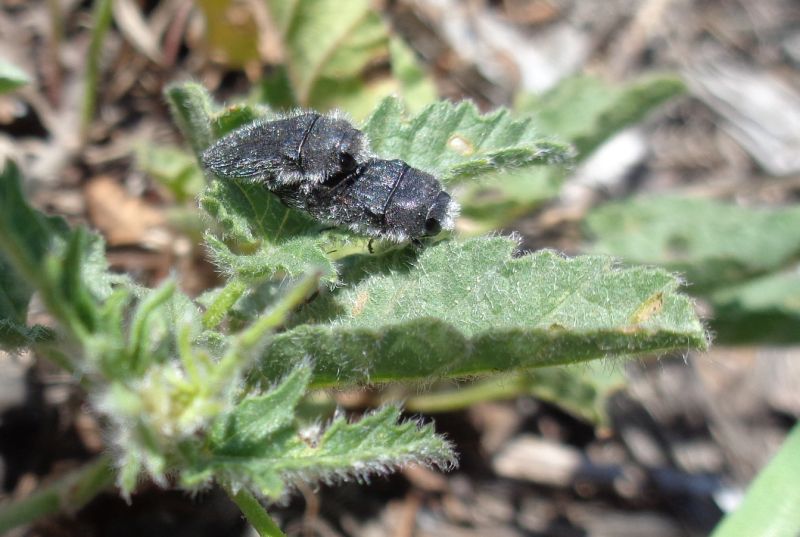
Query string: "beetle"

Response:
xmin=201 ymin=112 xmax=459 ymax=244
xmin=201 ymin=111 xmax=369 ymax=188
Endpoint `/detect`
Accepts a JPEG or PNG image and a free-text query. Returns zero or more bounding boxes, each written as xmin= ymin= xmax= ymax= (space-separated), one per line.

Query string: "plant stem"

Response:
xmin=226 ymin=486 xmax=287 ymax=537
xmin=80 ymin=0 xmax=114 ymax=144
xmin=236 ymin=271 xmax=321 ymax=352
xmin=0 ymin=454 xmax=115 ymax=534
xmin=202 ymin=279 xmax=247 ymax=329
xmin=402 ymin=374 xmax=529 ymax=413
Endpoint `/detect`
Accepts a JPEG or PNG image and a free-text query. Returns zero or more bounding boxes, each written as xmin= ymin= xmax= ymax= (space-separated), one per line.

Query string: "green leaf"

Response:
xmin=266 ymin=0 xmax=390 ymax=110
xmin=0 ymin=161 xmax=67 ymax=348
xmin=258 ymin=236 xmax=707 ymax=387
xmin=165 ymin=82 xmax=216 ymax=155
xmin=0 ymin=161 xmax=67 ymax=272
xmin=137 ymin=144 xmax=206 ymax=202
xmin=210 ymin=103 xmax=266 ymax=140
xmin=0 ymin=321 xmax=53 ymax=350
xmin=0 ymin=60 xmax=30 ymax=94
xmin=252 ymin=66 xmax=298 ymax=110
xmin=208 ymin=364 xmax=311 ymax=451
xmin=711 ymin=422 xmax=800 ymax=537
xmin=166 ymin=83 xmax=270 ymax=149
xmin=456 ymin=167 xmax=566 ymax=233
xmin=457 ymin=74 xmax=685 ymax=232
xmin=710 ymin=268 xmax=800 ymax=344
xmin=199 ymin=179 xmax=336 ymax=282
xmin=517 ymin=74 xmax=686 ymax=159
xmin=186 ymin=364 xmax=455 ymax=499
xmin=362 ymin=96 xmax=573 ymax=183
xmin=585 ymin=196 xmax=800 ymax=291
xmin=0 ymin=251 xmax=35 ymax=341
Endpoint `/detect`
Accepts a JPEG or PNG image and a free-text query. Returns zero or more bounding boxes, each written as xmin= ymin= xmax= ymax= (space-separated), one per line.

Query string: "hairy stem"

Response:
xmin=0 ymin=455 xmax=115 ymax=534
xmin=202 ymin=279 xmax=247 ymax=329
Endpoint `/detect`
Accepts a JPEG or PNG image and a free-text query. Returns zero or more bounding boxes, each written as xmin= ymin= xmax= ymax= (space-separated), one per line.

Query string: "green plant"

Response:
xmin=710 ymin=422 xmax=800 ymax=537
xmin=0 ymin=81 xmax=707 ymax=534
xmin=0 ymin=0 xmax=715 ymax=532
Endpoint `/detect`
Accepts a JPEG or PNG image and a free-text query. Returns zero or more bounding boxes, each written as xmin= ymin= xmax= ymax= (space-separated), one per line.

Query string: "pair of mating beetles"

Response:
xmin=201 ymin=112 xmax=458 ymax=244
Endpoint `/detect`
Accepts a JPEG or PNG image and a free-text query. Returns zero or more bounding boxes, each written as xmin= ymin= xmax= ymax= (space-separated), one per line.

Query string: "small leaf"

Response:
xmin=205 ymin=234 xmax=334 ymax=282
xmin=362 ymin=96 xmax=573 ymax=183
xmin=457 ymin=75 xmax=685 ymax=232
xmin=517 ymin=74 xmax=685 ymax=159
xmin=209 ymin=365 xmax=311 ymax=451
xmin=0 ymin=320 xmax=54 ymax=349
xmin=258 ymin=237 xmax=708 ymax=387
xmin=0 ymin=161 xmax=66 ymax=348
xmin=710 ymin=268 xmax=800 ymax=344
xmin=210 ymin=103 xmax=266 ymax=139
xmin=456 ymin=167 xmax=566 ymax=233
xmin=0 ymin=251 xmax=33 ymax=334
xmin=165 ymin=82 xmax=216 ymax=155
xmin=186 ymin=364 xmax=455 ymax=499
xmin=200 ymin=179 xmax=317 ymax=244
xmin=585 ymin=196 xmax=800 ymax=291
xmin=0 ymin=60 xmax=30 ymax=94
xmin=199 ymin=179 xmax=335 ymax=281
xmin=137 ymin=144 xmax=206 ymax=202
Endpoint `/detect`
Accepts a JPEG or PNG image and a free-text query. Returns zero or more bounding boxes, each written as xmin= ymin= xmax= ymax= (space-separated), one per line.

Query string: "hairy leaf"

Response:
xmin=99 ymin=275 xmax=320 ymax=497
xmin=258 ymin=237 xmax=707 ymax=386
xmin=0 ymin=60 xmax=30 ymax=94
xmin=458 ymin=75 xmax=685 ymax=232
xmin=165 ymin=82 xmax=216 ymax=155
xmin=362 ymin=96 xmax=573 ymax=183
xmin=585 ymin=196 xmax=800 ymax=291
xmin=184 ymin=365 xmax=455 ymax=498
xmin=0 ymin=320 xmax=53 ymax=349
xmin=0 ymin=161 xmax=130 ymax=353
xmin=199 ymin=180 xmax=335 ymax=281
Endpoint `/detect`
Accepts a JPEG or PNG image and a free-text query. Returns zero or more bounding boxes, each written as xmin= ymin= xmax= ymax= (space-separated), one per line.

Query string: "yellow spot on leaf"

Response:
xmin=351 ymin=291 xmax=369 ymax=317
xmin=630 ymin=292 xmax=664 ymax=324
xmin=447 ymin=134 xmax=474 ymax=156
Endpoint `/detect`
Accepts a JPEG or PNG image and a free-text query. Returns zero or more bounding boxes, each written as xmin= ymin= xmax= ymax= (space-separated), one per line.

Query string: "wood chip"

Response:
xmin=84 ymin=176 xmax=166 ymax=247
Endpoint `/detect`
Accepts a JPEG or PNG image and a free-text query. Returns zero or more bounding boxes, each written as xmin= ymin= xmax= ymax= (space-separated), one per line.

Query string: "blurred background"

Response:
xmin=1 ymin=0 xmax=799 ymax=535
